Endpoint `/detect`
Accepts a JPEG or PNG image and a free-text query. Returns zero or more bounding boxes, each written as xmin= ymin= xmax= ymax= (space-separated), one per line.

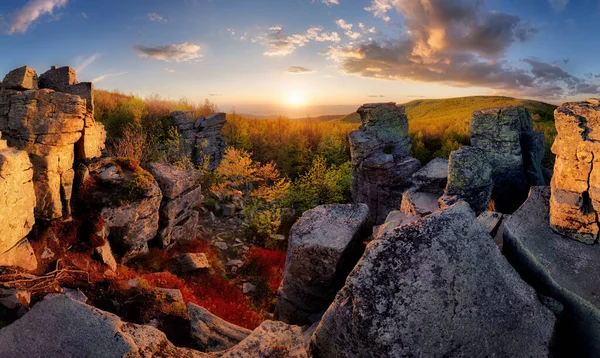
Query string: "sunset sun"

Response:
xmin=285 ymin=91 xmax=306 ymax=107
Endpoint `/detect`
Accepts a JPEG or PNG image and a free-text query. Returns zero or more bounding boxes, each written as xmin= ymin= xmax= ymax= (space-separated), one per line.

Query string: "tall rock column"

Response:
xmin=349 ymin=103 xmax=421 ymax=224
xmin=471 ymin=106 xmax=545 ymax=212
xmin=550 ymin=99 xmax=600 ymax=244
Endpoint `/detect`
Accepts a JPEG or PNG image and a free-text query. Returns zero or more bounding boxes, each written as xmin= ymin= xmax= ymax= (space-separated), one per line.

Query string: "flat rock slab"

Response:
xmin=503 ymin=186 xmax=600 ymax=356
xmin=400 ymin=187 xmax=440 ymax=216
xmin=311 ymin=202 xmax=555 ymax=357
xmin=412 ymin=157 xmax=448 ymax=194
xmin=174 ymin=253 xmax=211 ymax=274
xmin=188 ymin=303 xmax=251 ymax=352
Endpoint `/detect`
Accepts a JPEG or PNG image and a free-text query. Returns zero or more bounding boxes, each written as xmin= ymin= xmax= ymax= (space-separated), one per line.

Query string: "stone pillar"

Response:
xmin=550 ymin=99 xmax=600 ymax=244
xmin=349 ymin=103 xmax=421 ymax=224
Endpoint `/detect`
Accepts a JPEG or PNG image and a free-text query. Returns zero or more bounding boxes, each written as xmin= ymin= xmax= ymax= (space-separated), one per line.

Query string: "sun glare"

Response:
xmin=285 ymin=91 xmax=305 ymax=107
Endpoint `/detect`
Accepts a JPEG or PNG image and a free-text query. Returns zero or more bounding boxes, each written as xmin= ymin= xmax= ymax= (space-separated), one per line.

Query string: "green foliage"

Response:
xmin=285 ymin=157 xmax=352 ymax=215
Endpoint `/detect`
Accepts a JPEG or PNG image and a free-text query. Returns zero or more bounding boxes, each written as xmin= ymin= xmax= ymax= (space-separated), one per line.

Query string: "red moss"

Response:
xmin=245 ymin=248 xmax=287 ymax=293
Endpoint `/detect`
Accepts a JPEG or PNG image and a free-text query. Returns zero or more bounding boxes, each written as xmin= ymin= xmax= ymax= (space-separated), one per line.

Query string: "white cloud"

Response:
xmin=336 ymin=19 xmax=361 ymax=40
xmin=254 ymin=26 xmax=340 ymax=56
xmin=7 ymin=0 xmax=68 ymax=34
xmin=134 ymin=42 xmax=202 ymax=62
xmin=75 ymin=53 xmax=102 ymax=73
xmin=313 ymin=0 xmax=340 ymax=6
xmin=92 ymin=72 xmax=127 ymax=83
xmin=364 ymin=0 xmax=393 ymax=22
xmin=148 ymin=12 xmax=167 ymax=23
xmin=548 ymin=0 xmax=568 ymax=11
xmin=165 ymin=68 xmax=175 ymax=73
xmin=81 ymin=12 xmax=87 ymax=19
xmin=286 ymin=66 xmax=315 ymax=74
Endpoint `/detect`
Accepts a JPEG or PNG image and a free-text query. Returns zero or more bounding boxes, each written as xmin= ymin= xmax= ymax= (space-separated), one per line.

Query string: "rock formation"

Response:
xmin=440 ymin=146 xmax=493 ymax=215
xmin=349 ymin=103 xmax=421 ymax=224
xmin=276 ymin=204 xmax=369 ymax=325
xmin=0 ymin=141 xmax=36 ymax=271
xmin=550 ymin=99 xmax=600 ymax=244
xmin=310 ymin=202 xmax=555 ymax=357
xmin=411 ymin=157 xmax=448 ymax=194
xmin=400 ymin=187 xmax=440 ymax=217
xmin=188 ymin=303 xmax=251 ymax=352
xmin=471 ymin=106 xmax=545 ymax=212
xmin=149 ymin=162 xmax=202 ymax=247
xmin=172 ymin=111 xmax=227 ymax=171
xmin=504 ymin=186 xmax=600 ymax=356
xmin=0 ymin=65 xmax=105 ymax=221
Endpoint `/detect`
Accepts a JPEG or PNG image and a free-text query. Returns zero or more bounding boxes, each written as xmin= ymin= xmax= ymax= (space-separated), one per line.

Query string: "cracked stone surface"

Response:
xmin=550 ymin=99 xmax=600 ymax=244
xmin=310 ymin=201 xmax=555 ymax=357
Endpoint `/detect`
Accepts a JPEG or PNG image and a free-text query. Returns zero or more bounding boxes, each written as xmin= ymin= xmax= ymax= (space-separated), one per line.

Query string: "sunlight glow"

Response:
xmin=285 ymin=91 xmax=306 ymax=107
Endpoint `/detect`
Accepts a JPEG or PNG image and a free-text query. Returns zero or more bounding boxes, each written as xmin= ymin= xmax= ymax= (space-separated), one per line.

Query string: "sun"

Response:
xmin=285 ymin=91 xmax=306 ymax=107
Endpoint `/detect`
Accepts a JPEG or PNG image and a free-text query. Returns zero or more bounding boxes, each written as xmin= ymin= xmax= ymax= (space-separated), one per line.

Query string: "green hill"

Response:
xmin=340 ymin=96 xmax=557 ymax=166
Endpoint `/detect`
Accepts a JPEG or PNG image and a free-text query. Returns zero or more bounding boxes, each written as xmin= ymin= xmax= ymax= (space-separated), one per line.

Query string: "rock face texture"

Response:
xmin=441 ymin=146 xmax=493 ymax=215
xmin=82 ymin=158 xmax=162 ymax=261
xmin=0 ymin=65 xmax=105 ymax=221
xmin=219 ymin=320 xmax=308 ymax=358
xmin=400 ymin=187 xmax=440 ymax=217
xmin=550 ymin=99 xmax=600 ymax=244
xmin=310 ymin=202 xmax=555 ymax=357
xmin=504 ymin=186 xmax=600 ymax=356
xmin=349 ymin=103 xmax=421 ymax=224
xmin=0 ymin=144 xmax=36 ymax=270
xmin=411 ymin=157 xmax=448 ymax=195
xmin=276 ymin=204 xmax=369 ymax=325
xmin=188 ymin=303 xmax=251 ymax=352
xmin=0 ymin=295 xmax=207 ymax=358
xmin=150 ymin=162 xmax=202 ymax=247
xmin=172 ymin=111 xmax=227 ymax=171
xmin=471 ymin=106 xmax=545 ymax=212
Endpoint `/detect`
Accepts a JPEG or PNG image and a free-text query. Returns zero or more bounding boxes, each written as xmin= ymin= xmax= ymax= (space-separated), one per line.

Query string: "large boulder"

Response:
xmin=0 ymin=295 xmax=208 ymax=358
xmin=550 ymin=99 xmax=600 ymax=244
xmin=310 ymin=202 xmax=555 ymax=357
xmin=276 ymin=204 xmax=369 ymax=325
xmin=504 ymin=186 xmax=600 ymax=356
xmin=349 ymin=103 xmax=421 ymax=224
xmin=188 ymin=303 xmax=251 ymax=352
xmin=441 ymin=146 xmax=492 ymax=215
xmin=219 ymin=320 xmax=308 ymax=358
xmin=2 ymin=66 xmax=38 ymax=91
xmin=471 ymin=106 xmax=545 ymax=212
xmin=400 ymin=187 xmax=440 ymax=217
xmin=411 ymin=157 xmax=448 ymax=194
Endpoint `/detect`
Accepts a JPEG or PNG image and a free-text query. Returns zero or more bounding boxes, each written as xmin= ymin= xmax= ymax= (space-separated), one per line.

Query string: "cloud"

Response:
xmin=325 ymin=0 xmax=597 ymax=99
xmin=81 ymin=12 xmax=87 ymax=19
xmin=313 ymin=0 xmax=339 ymax=5
xmin=548 ymin=0 xmax=568 ymax=11
xmin=336 ymin=19 xmax=362 ymax=40
xmin=75 ymin=53 xmax=102 ymax=73
xmin=209 ymin=93 xmax=223 ymax=96
xmin=148 ymin=13 xmax=167 ymax=22
xmin=134 ymin=42 xmax=202 ymax=62
xmin=368 ymin=95 xmax=386 ymax=97
xmin=365 ymin=0 xmax=393 ymax=22
xmin=287 ymin=66 xmax=315 ymax=74
xmin=254 ymin=26 xmax=340 ymax=56
xmin=7 ymin=0 xmax=68 ymax=34
xmin=165 ymin=68 xmax=175 ymax=73
xmin=92 ymin=72 xmax=127 ymax=83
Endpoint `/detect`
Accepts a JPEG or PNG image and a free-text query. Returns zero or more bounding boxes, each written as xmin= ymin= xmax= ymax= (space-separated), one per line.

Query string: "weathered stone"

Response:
xmin=188 ymin=302 xmax=251 ymax=352
xmin=75 ymin=119 xmax=106 ymax=160
xmin=0 ymin=288 xmax=31 ymax=310
xmin=157 ymin=288 xmax=184 ymax=303
xmin=221 ymin=204 xmax=235 ymax=217
xmin=411 ymin=157 xmax=448 ymax=194
xmin=160 ymin=185 xmax=203 ymax=224
xmin=95 ymin=241 xmax=117 ymax=272
xmin=67 ymin=82 xmax=93 ymax=112
xmin=349 ymin=103 xmax=421 ymax=224
xmin=157 ymin=210 xmax=199 ymax=248
xmin=477 ymin=211 xmax=509 ymax=246
xmin=310 ymin=202 xmax=555 ymax=357
xmin=220 ymin=320 xmax=308 ymax=358
xmin=2 ymin=66 xmax=38 ymax=91
xmin=149 ymin=162 xmax=201 ymax=200
xmin=195 ymin=113 xmax=227 ymax=171
xmin=0 ymin=295 xmax=208 ymax=358
xmin=471 ymin=106 xmax=545 ymax=212
xmin=242 ymin=282 xmax=256 ymax=294
xmin=372 ymin=210 xmax=420 ymax=239
xmin=400 ymin=187 xmax=440 ymax=217
xmin=550 ymin=99 xmax=600 ymax=244
xmin=174 ymin=253 xmax=211 ymax=273
xmin=276 ymin=204 xmax=369 ymax=325
xmin=442 ymin=146 xmax=493 ymax=215
xmin=503 ymin=186 xmax=600 ymax=356
xmin=38 ymin=66 xmax=78 ymax=92
xmin=0 ymin=147 xmax=35 ymax=254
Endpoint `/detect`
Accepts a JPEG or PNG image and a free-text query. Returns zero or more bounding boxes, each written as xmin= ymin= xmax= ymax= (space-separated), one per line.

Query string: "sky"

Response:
xmin=0 ymin=0 xmax=599 ymax=116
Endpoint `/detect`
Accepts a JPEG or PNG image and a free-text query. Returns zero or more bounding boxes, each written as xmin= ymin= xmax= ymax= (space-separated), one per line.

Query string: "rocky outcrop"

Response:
xmin=349 ymin=103 xmax=421 ymax=224
xmin=0 ymin=295 xmax=208 ymax=358
xmin=172 ymin=111 xmax=227 ymax=171
xmin=276 ymin=204 xmax=369 ymax=325
xmin=504 ymin=186 xmax=600 ymax=356
xmin=219 ymin=320 xmax=308 ymax=358
xmin=471 ymin=106 xmax=545 ymax=212
xmin=82 ymin=158 xmax=162 ymax=261
xmin=440 ymin=146 xmax=493 ymax=215
xmin=0 ymin=65 xmax=105 ymax=221
xmin=0 ymin=143 xmax=37 ymax=271
xmin=411 ymin=157 xmax=448 ymax=194
xmin=372 ymin=210 xmax=420 ymax=239
xmin=149 ymin=162 xmax=202 ymax=247
xmin=477 ymin=211 xmax=509 ymax=246
xmin=310 ymin=202 xmax=555 ymax=357
xmin=550 ymin=99 xmax=600 ymax=244
xmin=400 ymin=187 xmax=440 ymax=217
xmin=188 ymin=303 xmax=251 ymax=352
